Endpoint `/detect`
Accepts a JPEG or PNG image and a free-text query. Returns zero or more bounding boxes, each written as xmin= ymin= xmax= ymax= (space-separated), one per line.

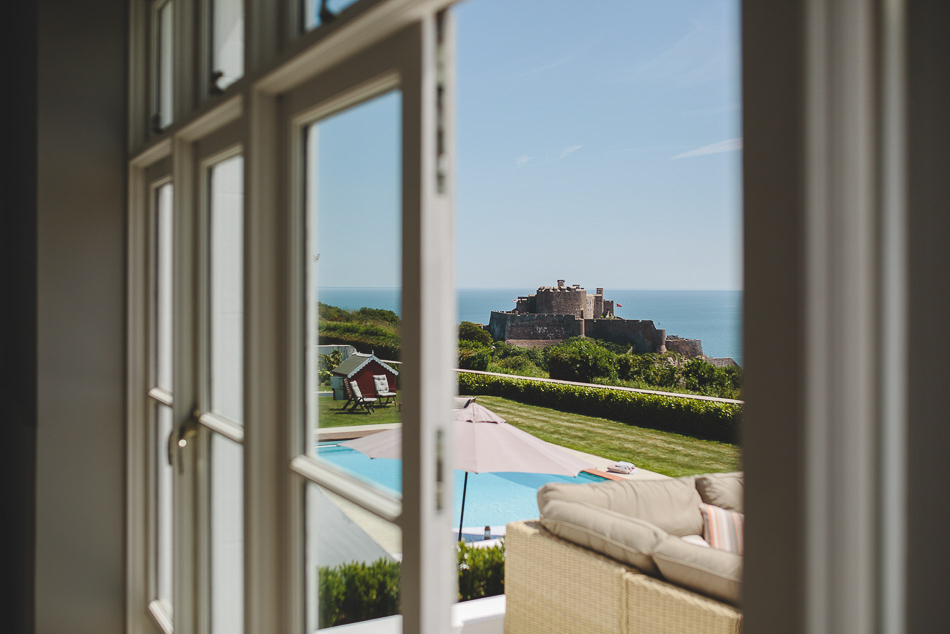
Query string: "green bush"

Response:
xmin=547 ymin=338 xmax=617 ymax=383
xmin=318 ymin=541 xmax=506 ymax=628
xmin=458 ymin=341 xmax=491 ymax=371
xmin=459 ymin=321 xmax=493 ymax=346
xmin=458 ymin=540 xmax=505 ymax=601
xmin=319 ymin=558 xmax=401 ymax=628
xmin=458 ymin=372 xmax=741 ymax=443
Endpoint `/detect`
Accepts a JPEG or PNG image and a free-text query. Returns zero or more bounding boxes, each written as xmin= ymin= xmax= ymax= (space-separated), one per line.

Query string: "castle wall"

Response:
xmin=584 ymin=319 xmax=665 ymax=353
xmin=665 ymin=336 xmax=704 ymax=359
xmin=489 ymin=312 xmax=583 ymax=345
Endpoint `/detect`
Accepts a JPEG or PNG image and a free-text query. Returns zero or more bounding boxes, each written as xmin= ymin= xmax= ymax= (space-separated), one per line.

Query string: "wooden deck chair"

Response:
xmin=347 ymin=380 xmax=376 ymax=413
xmin=373 ymin=374 xmax=397 ymax=406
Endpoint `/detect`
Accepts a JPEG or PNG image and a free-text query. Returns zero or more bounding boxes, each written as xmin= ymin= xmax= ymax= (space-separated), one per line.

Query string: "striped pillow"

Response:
xmin=699 ymin=503 xmax=744 ymax=555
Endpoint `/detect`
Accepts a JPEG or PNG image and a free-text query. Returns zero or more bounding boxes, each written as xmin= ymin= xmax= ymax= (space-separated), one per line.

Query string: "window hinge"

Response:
xmin=435 ymin=429 xmax=445 ymax=512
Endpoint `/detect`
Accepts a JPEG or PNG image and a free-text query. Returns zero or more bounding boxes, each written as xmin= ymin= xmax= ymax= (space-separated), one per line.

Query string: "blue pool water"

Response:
xmin=318 ymin=443 xmax=606 ymax=528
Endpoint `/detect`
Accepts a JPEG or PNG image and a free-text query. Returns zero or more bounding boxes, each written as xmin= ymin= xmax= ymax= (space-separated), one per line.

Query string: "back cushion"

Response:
xmin=538 ymin=476 xmax=704 ymax=537
xmin=373 ymin=375 xmax=389 ymax=393
xmin=695 ymin=472 xmax=744 ymax=513
xmin=540 ymin=499 xmax=667 ymax=575
xmin=652 ymin=534 xmax=743 ymax=606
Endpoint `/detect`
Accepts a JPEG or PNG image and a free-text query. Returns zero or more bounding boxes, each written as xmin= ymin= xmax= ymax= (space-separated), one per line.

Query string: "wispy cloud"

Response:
xmin=560 ymin=145 xmax=583 ymax=159
xmin=493 ymin=41 xmax=598 ymax=80
xmin=515 ymin=155 xmax=535 ymax=167
xmin=672 ymin=138 xmax=742 ymax=160
xmin=614 ymin=25 xmax=735 ymax=86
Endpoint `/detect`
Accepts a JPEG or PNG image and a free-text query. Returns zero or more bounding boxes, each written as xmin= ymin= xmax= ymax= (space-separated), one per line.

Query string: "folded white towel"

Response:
xmin=615 ymin=461 xmax=635 ymax=468
xmin=607 ymin=464 xmax=634 ymax=474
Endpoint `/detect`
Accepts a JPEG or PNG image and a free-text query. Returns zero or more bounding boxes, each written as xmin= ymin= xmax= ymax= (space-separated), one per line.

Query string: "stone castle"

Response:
xmin=488 ymin=280 xmax=668 ymax=353
xmin=487 ymin=280 xmax=736 ymax=365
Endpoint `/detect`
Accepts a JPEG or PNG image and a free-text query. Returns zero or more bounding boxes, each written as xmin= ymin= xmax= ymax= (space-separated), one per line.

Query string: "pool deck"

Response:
xmin=318 ymin=423 xmax=668 ymax=558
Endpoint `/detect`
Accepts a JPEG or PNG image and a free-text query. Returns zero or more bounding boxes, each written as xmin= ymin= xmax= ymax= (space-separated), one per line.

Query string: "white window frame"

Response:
xmin=128 ymin=2 xmax=457 ymax=634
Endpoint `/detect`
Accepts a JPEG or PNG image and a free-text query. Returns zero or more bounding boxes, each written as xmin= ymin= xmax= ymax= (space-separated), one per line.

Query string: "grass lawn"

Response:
xmin=316 ymin=393 xmax=741 ymax=477
xmin=317 ymin=393 xmax=402 ymax=428
xmin=475 ymin=396 xmax=741 ymax=478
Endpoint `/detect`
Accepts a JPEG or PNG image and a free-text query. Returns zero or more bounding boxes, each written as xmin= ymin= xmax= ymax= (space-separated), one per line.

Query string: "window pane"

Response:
xmin=307 ymin=92 xmax=402 ymax=491
xmin=306 ymin=482 xmax=402 ymax=630
xmin=305 ymin=0 xmax=360 ymax=31
xmin=209 ymin=155 xmax=244 ymax=423
xmin=155 ymin=404 xmax=174 ymax=607
xmin=210 ymin=433 xmax=244 ymax=634
xmin=211 ymin=0 xmax=244 ymax=91
xmin=155 ymin=183 xmax=173 ymax=392
xmin=156 ymin=0 xmax=174 ymax=129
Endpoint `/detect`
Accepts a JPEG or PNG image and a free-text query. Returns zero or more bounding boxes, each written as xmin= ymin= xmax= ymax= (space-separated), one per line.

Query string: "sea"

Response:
xmin=319 ymin=288 xmax=743 ymax=366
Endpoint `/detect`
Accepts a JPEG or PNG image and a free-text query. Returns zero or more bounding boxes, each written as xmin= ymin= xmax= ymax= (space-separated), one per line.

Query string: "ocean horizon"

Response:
xmin=318 ymin=287 xmax=743 ymax=366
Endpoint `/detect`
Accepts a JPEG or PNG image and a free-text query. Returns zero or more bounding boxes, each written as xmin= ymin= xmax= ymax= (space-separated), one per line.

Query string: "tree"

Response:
xmin=458 ymin=321 xmax=492 ymax=346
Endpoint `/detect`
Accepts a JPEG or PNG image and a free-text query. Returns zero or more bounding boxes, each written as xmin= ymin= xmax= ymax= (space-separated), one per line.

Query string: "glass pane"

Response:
xmin=209 ymin=155 xmax=244 ymax=423
xmin=211 ymin=0 xmax=244 ymax=91
xmin=306 ymin=482 xmax=402 ymax=630
xmin=305 ymin=0 xmax=360 ymax=30
xmin=156 ymin=0 xmax=174 ymax=129
xmin=155 ymin=183 xmax=173 ymax=392
xmin=210 ymin=433 xmax=244 ymax=634
xmin=306 ymin=92 xmax=402 ymax=490
xmin=155 ymin=404 xmax=174 ymax=607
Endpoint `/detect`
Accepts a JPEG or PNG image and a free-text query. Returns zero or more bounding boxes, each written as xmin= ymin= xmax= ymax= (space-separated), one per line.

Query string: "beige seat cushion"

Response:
xmin=540 ymin=499 xmax=667 ymax=575
xmin=538 ymin=476 xmax=704 ymax=536
xmin=652 ymin=534 xmax=743 ymax=606
xmin=695 ymin=472 xmax=744 ymax=513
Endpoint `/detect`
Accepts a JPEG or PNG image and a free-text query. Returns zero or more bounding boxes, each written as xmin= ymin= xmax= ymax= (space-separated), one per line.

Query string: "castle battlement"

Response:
xmin=513 ymin=279 xmax=614 ymax=320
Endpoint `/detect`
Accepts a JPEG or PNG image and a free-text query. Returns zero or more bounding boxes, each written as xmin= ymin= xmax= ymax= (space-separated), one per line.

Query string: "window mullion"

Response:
xmin=171 ymin=133 xmax=203 ymax=634
xmin=243 ymin=86 xmax=295 ymax=634
xmin=398 ymin=13 xmax=457 ymax=634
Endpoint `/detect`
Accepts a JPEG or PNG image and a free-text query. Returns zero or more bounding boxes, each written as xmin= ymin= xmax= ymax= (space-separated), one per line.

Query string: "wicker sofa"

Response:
xmin=505 ymin=473 xmax=744 ymax=634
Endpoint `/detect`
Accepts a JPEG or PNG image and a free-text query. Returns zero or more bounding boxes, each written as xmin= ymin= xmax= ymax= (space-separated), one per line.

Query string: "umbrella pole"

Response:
xmin=458 ymin=472 xmax=469 ymax=542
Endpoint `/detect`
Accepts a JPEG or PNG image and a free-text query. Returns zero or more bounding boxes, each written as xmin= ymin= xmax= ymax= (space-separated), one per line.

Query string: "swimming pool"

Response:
xmin=317 ymin=443 xmax=606 ymax=528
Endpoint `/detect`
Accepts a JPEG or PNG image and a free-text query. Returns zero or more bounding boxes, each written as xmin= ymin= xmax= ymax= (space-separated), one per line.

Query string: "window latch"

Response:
xmin=167 ymin=409 xmax=200 ymax=467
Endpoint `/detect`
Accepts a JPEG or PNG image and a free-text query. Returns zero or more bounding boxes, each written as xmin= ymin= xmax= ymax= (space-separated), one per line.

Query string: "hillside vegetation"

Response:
xmin=317 ymin=305 xmax=742 ymax=400
xmin=318 ymin=303 xmax=401 ymax=360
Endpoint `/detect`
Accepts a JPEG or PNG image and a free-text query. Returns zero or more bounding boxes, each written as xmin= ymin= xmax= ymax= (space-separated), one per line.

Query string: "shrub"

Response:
xmin=458 ymin=341 xmax=491 ymax=371
xmin=319 ymin=558 xmax=401 ymax=628
xmin=494 ymin=355 xmax=545 ymax=377
xmin=318 ymin=541 xmax=506 ymax=628
xmin=459 ymin=321 xmax=492 ymax=346
xmin=319 ymin=349 xmax=344 ymax=373
xmin=457 ymin=371 xmax=741 ymax=443
xmin=457 ymin=540 xmax=505 ymax=601
xmin=547 ymin=338 xmax=617 ymax=383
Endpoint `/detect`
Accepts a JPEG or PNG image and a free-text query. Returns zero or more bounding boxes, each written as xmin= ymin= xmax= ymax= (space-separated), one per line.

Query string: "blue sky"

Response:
xmin=314 ymin=0 xmax=742 ymax=291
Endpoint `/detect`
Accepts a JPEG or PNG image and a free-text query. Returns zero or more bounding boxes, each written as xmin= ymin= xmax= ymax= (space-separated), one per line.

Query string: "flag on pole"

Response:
xmin=616 ymin=303 xmax=623 ymax=307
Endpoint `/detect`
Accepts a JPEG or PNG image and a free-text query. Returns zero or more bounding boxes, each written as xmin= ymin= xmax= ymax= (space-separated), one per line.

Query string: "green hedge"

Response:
xmin=458 ymin=372 xmax=741 ymax=444
xmin=318 ymin=541 xmax=506 ymax=628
